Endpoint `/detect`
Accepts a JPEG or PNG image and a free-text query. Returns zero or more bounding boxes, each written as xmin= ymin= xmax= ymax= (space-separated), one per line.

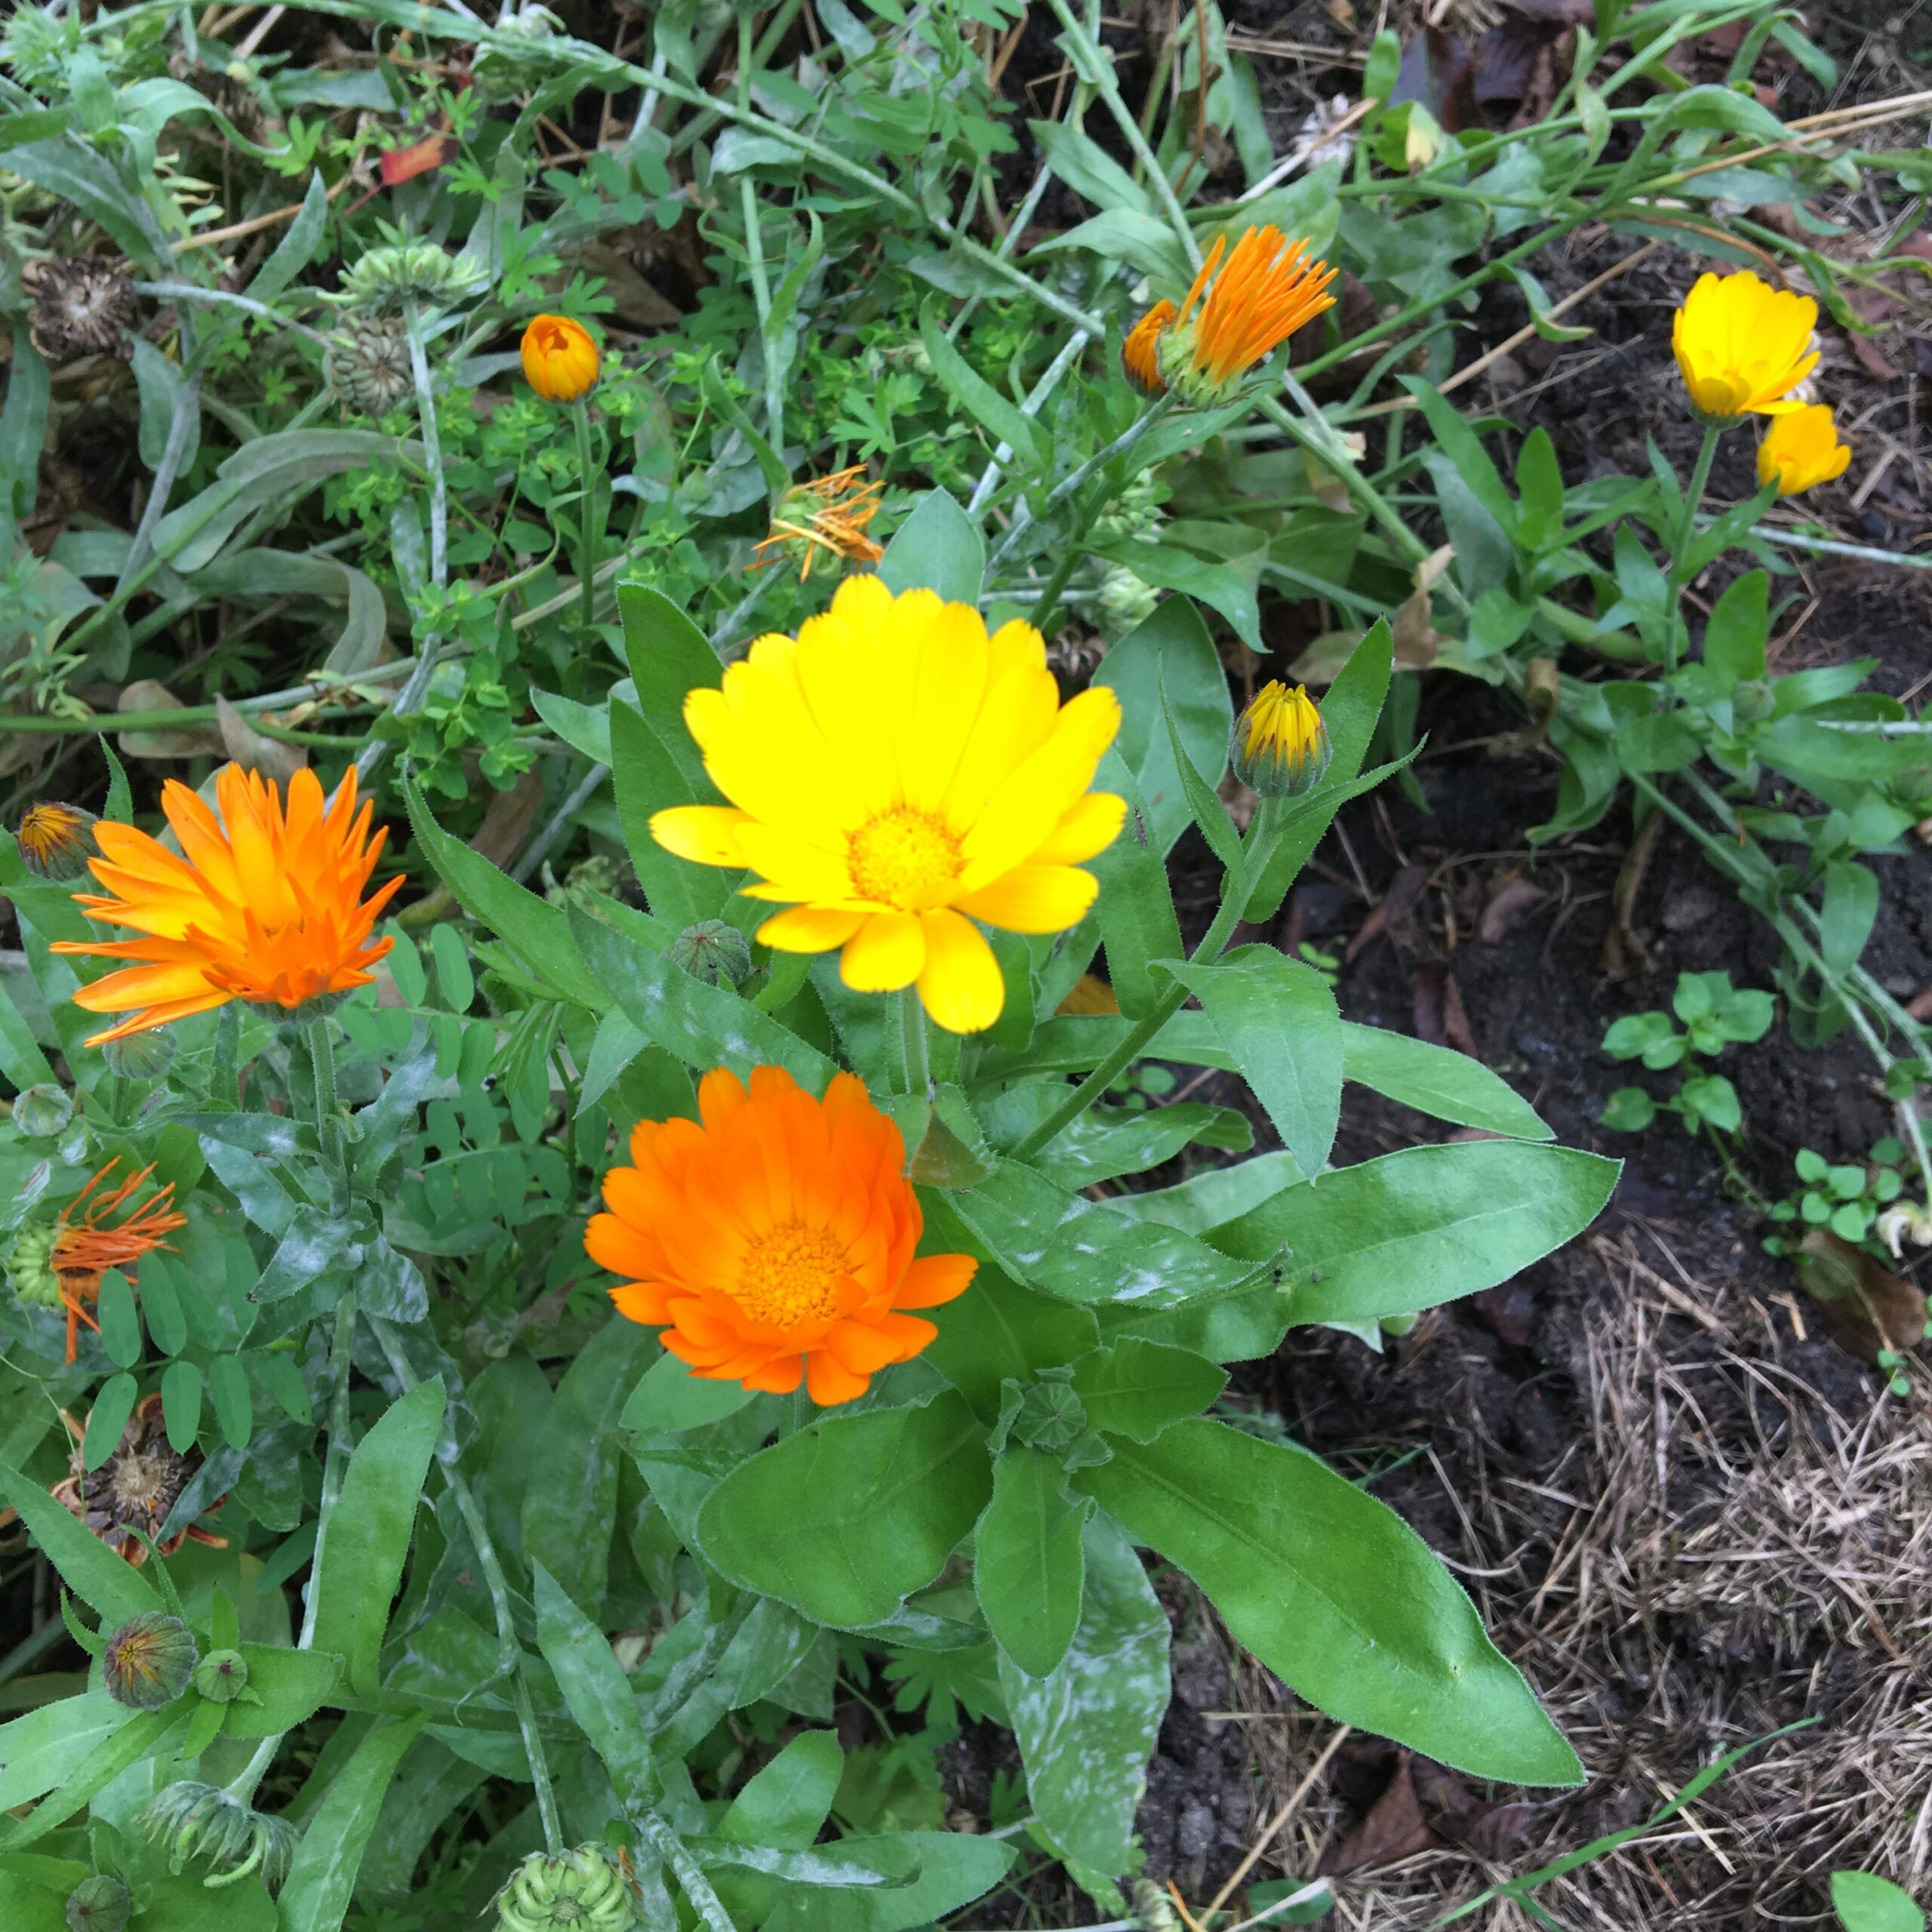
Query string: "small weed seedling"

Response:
xmin=1599 ymin=971 xmax=1774 ymax=1136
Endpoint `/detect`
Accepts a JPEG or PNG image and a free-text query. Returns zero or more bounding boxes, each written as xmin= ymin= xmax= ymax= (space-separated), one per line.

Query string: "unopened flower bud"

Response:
xmin=103 ymin=1612 xmax=198 ymax=1709
xmin=1232 ymin=681 xmax=1332 ymax=798
xmin=1732 ymin=678 xmax=1775 ymax=725
xmin=143 ymin=1781 xmax=298 ymax=1894
xmin=64 ymin=1875 xmax=131 ymax=1932
xmin=17 ymin=801 xmax=97 ymax=881
xmin=13 ymin=1083 xmax=74 ymax=1138
xmin=101 ymin=1026 xmax=177 ymax=1081
xmin=669 ymin=918 xmax=752 ymax=989
xmin=192 ymin=1647 xmax=250 ymax=1703
xmin=491 ymin=1845 xmax=639 ymax=1932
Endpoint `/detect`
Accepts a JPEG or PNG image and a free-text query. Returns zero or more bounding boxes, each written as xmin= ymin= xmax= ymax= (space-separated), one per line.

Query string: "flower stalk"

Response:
xmin=571 ymin=400 xmax=599 ymax=629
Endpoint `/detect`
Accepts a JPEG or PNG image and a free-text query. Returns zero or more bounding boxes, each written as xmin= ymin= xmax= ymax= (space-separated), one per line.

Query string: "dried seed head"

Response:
xmin=323 ymin=318 xmax=414 ymax=417
xmin=491 ymin=1846 xmax=639 ymax=1932
xmin=24 ymin=257 xmax=134 ymax=361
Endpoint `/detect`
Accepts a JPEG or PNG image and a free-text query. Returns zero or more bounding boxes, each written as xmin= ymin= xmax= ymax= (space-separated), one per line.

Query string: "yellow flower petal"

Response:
xmin=758 ymin=906 xmax=866 ymax=952
xmin=916 ymin=909 xmax=1004 ymax=1034
xmin=649 ymin=805 xmax=754 ymax=867
xmin=841 ymin=911 xmax=926 ymax=992
xmin=1030 ymin=792 xmax=1130 ymax=865
xmin=953 ymin=863 xmax=1100 ymax=934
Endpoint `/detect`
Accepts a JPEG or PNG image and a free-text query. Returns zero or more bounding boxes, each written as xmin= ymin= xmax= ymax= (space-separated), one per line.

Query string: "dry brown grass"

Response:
xmin=1201 ymin=1226 xmax=1932 ymax=1929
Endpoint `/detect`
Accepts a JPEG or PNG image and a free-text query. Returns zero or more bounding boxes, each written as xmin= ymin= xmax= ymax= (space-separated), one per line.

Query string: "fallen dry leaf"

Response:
xmin=1478 ymin=872 xmax=1546 ymax=944
xmin=1791 ymin=1229 xmax=1927 ymax=1365
xmin=1414 ymin=959 xmax=1478 ymax=1057
xmin=118 ymin=680 xmax=223 ymax=759
xmin=1346 ymin=860 xmax=1429 ymax=963
xmin=216 ymin=695 xmax=306 ymax=786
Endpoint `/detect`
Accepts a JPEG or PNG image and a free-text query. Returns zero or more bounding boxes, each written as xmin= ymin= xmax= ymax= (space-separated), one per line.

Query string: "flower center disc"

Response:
xmin=848 ymin=808 xmax=961 ymax=909
xmin=734 ymin=1223 xmax=850 ymax=1325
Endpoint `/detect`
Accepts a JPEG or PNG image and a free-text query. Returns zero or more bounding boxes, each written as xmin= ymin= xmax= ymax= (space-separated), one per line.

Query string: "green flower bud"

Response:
xmin=7 ymin=1219 xmax=60 ymax=1309
xmin=143 ymin=1781 xmax=299 ymax=1894
xmin=669 ymin=919 xmax=753 ymax=989
xmin=1230 ymin=680 xmax=1332 ymax=798
xmin=1732 ymin=678 xmax=1775 ymax=724
xmin=1009 ymin=1380 xmax=1088 ymax=1454
xmin=101 ymin=1025 xmax=177 ymax=1081
xmin=64 ymin=1874 xmax=131 ymax=1932
xmin=12 ymin=1082 xmax=73 ymax=1139
xmin=192 ymin=1647 xmax=250 ymax=1703
xmin=491 ymin=1846 xmax=639 ymax=1932
xmin=103 ymin=1612 xmax=198 ymax=1709
xmin=333 ymin=241 xmax=487 ymax=313
xmin=17 ymin=801 xmax=97 ymax=881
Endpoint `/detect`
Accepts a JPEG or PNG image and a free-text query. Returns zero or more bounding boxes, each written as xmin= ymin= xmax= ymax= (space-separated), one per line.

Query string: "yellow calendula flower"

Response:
xmin=1232 ymin=681 xmax=1331 ymax=798
xmin=1756 ymin=403 xmax=1850 ymax=496
xmin=1122 ymin=226 xmax=1337 ymax=406
xmin=650 ymin=576 xmax=1127 ymax=1033
xmin=752 ymin=467 xmax=886 ymax=581
xmin=520 ymin=313 xmax=600 ymax=404
xmin=1671 ymin=271 xmax=1817 ymax=424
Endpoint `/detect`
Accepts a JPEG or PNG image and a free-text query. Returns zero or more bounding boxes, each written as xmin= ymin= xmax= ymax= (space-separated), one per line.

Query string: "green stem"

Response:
xmin=899 ymin=988 xmax=931 ymax=1097
xmin=571 ymin=401 xmax=600 ymax=630
xmin=307 ymin=1015 xmax=343 ymax=1181
xmin=1664 ymin=420 xmax=1723 ymax=681
xmin=295 ymin=1285 xmax=358 ymax=1655
xmin=1013 ymin=804 xmax=1282 ymax=1159
xmin=1027 ymin=537 xmax=1090 ymax=638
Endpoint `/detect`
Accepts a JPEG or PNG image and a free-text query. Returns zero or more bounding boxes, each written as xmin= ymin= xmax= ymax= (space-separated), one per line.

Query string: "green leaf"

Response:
xmin=998 ymin=1515 xmax=1168 ymax=1875
xmin=1340 ymin=1023 xmax=1551 ymax=1139
xmin=1159 ymin=672 xmax=1244 ymax=876
xmin=1071 ymin=1337 xmax=1226 ymax=1442
xmin=534 ymin=1562 xmax=655 ymax=1804
xmin=617 ymin=583 xmax=722 ymax=792
xmin=622 ymin=1349 xmax=755 ymax=1434
xmin=1400 ymin=380 xmax=1518 ymax=540
xmin=1600 ymin=1086 xmax=1657 ymax=1132
xmin=697 ymin=1392 xmax=992 ymax=1627
xmin=404 ymin=777 xmax=605 ymax=1008
xmin=1095 ymin=538 xmax=1260 ymax=653
xmin=1822 ymin=860 xmax=1879 ymax=976
xmin=766 ymin=1832 xmax=1012 ymax=1932
xmin=611 ymin=698 xmax=733 ymax=928
xmin=1702 ymin=568 xmax=1767 ymax=688
xmin=569 ymin=903 xmax=838 ymax=1094
xmin=918 ymin=309 xmax=1051 ymax=473
xmin=1246 ymin=620 xmax=1392 ymax=921
xmin=915 ymin=1249 xmax=1100 ymax=1420
xmin=82 ymin=1373 xmax=137 ymax=1473
xmin=878 ymin=490 xmax=986 ymax=606
xmin=1094 ymin=598 xmax=1234 ymax=856
xmin=278 ymin=1716 xmax=422 ymax=1932
xmin=0 ymin=1693 xmax=134 ymax=1814
xmin=1088 ymin=755 xmax=1185 ymax=1019
xmin=974 ymin=1447 xmax=1092 ymax=1678
xmin=208 ymin=1352 xmax=254 ymax=1449
xmin=125 ymin=1874 xmax=275 ymax=1932
xmin=309 ymin=1378 xmax=445 ymax=1696
xmin=1078 ymin=1421 xmax=1581 ymax=1785
xmin=1210 ymin=1140 xmax=1618 ymax=1327
xmin=160 ymin=1359 xmax=202 ymax=1453
xmin=720 ymin=1730 xmax=844 ymax=1847
xmin=982 ymin=1086 xmax=1250 ymax=1187
xmin=96 ymin=1268 xmax=141 ymax=1367
xmin=1159 ymin=946 xmax=1343 ymax=1181
xmin=1832 ymin=1871 xmax=1925 ymax=1932
xmin=218 ymin=1645 xmax=344 ymax=1738
xmin=0 ymin=1704 xmax=188 ymax=1850
xmin=522 ymin=1321 xmax=654 ymax=1623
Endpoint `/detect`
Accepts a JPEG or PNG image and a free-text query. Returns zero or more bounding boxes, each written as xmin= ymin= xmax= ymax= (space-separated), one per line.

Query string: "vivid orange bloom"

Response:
xmin=586 ymin=1065 xmax=976 ymax=1406
xmin=1123 ymin=226 xmax=1337 ymax=404
xmin=520 ymin=314 xmax=600 ymax=403
xmin=49 ymin=1163 xmax=185 ymax=1363
xmin=752 ymin=467 xmax=887 ymax=581
xmin=51 ymin=764 xmax=401 ymax=1045
xmin=17 ymin=801 xmax=96 ymax=881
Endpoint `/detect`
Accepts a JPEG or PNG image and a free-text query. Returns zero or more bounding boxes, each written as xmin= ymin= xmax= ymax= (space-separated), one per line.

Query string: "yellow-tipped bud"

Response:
xmin=1232 ymin=681 xmax=1331 ymax=797
xmin=520 ymin=313 xmax=600 ymax=404
xmin=1756 ymin=404 xmax=1850 ymax=497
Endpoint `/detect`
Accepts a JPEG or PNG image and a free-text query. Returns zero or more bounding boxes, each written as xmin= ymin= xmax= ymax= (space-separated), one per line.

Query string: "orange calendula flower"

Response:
xmin=650 ymin=575 xmax=1126 ymax=1034
xmin=7 ymin=1161 xmax=186 ymax=1362
xmin=1756 ymin=403 xmax=1850 ymax=496
xmin=752 ymin=466 xmax=887 ymax=581
xmin=17 ymin=801 xmax=97 ymax=881
xmin=51 ymin=763 xmax=401 ymax=1045
xmin=1124 ymin=226 xmax=1337 ymax=405
xmin=521 ymin=313 xmax=600 ymax=403
xmin=1672 ymin=270 xmax=1817 ymax=424
xmin=586 ymin=1065 xmax=976 ymax=1406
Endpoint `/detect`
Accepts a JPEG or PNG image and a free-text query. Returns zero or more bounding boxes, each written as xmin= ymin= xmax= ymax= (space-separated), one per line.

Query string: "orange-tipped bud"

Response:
xmin=520 ymin=313 xmax=600 ymax=403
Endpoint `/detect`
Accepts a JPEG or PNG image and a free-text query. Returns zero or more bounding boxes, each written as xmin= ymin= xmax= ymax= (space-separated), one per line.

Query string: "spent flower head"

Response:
xmin=752 ymin=466 xmax=886 ymax=581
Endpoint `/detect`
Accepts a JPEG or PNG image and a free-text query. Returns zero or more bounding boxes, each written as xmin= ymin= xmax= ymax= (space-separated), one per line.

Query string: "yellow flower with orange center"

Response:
xmin=51 ymin=763 xmax=401 ymax=1044
xmin=1123 ymin=226 xmax=1337 ymax=405
xmin=1671 ymin=271 xmax=1817 ymax=424
xmin=1756 ymin=403 xmax=1850 ymax=496
xmin=586 ymin=1065 xmax=976 ymax=1405
xmin=16 ymin=801 xmax=97 ymax=881
xmin=650 ymin=575 xmax=1127 ymax=1033
xmin=521 ymin=313 xmax=600 ymax=403
xmin=752 ymin=466 xmax=887 ymax=581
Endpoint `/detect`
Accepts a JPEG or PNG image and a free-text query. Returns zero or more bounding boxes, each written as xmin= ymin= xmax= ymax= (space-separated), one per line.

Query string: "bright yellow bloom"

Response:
xmin=651 ymin=576 xmax=1126 ymax=1033
xmin=1671 ymin=271 xmax=1817 ymax=423
xmin=16 ymin=801 xmax=96 ymax=881
xmin=51 ymin=764 xmax=401 ymax=1044
xmin=752 ymin=466 xmax=886 ymax=581
xmin=520 ymin=313 xmax=600 ymax=403
xmin=586 ymin=1065 xmax=976 ymax=1406
xmin=1232 ymin=681 xmax=1331 ymax=798
xmin=1756 ymin=403 xmax=1850 ymax=496
xmin=1124 ymin=227 xmax=1337 ymax=405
